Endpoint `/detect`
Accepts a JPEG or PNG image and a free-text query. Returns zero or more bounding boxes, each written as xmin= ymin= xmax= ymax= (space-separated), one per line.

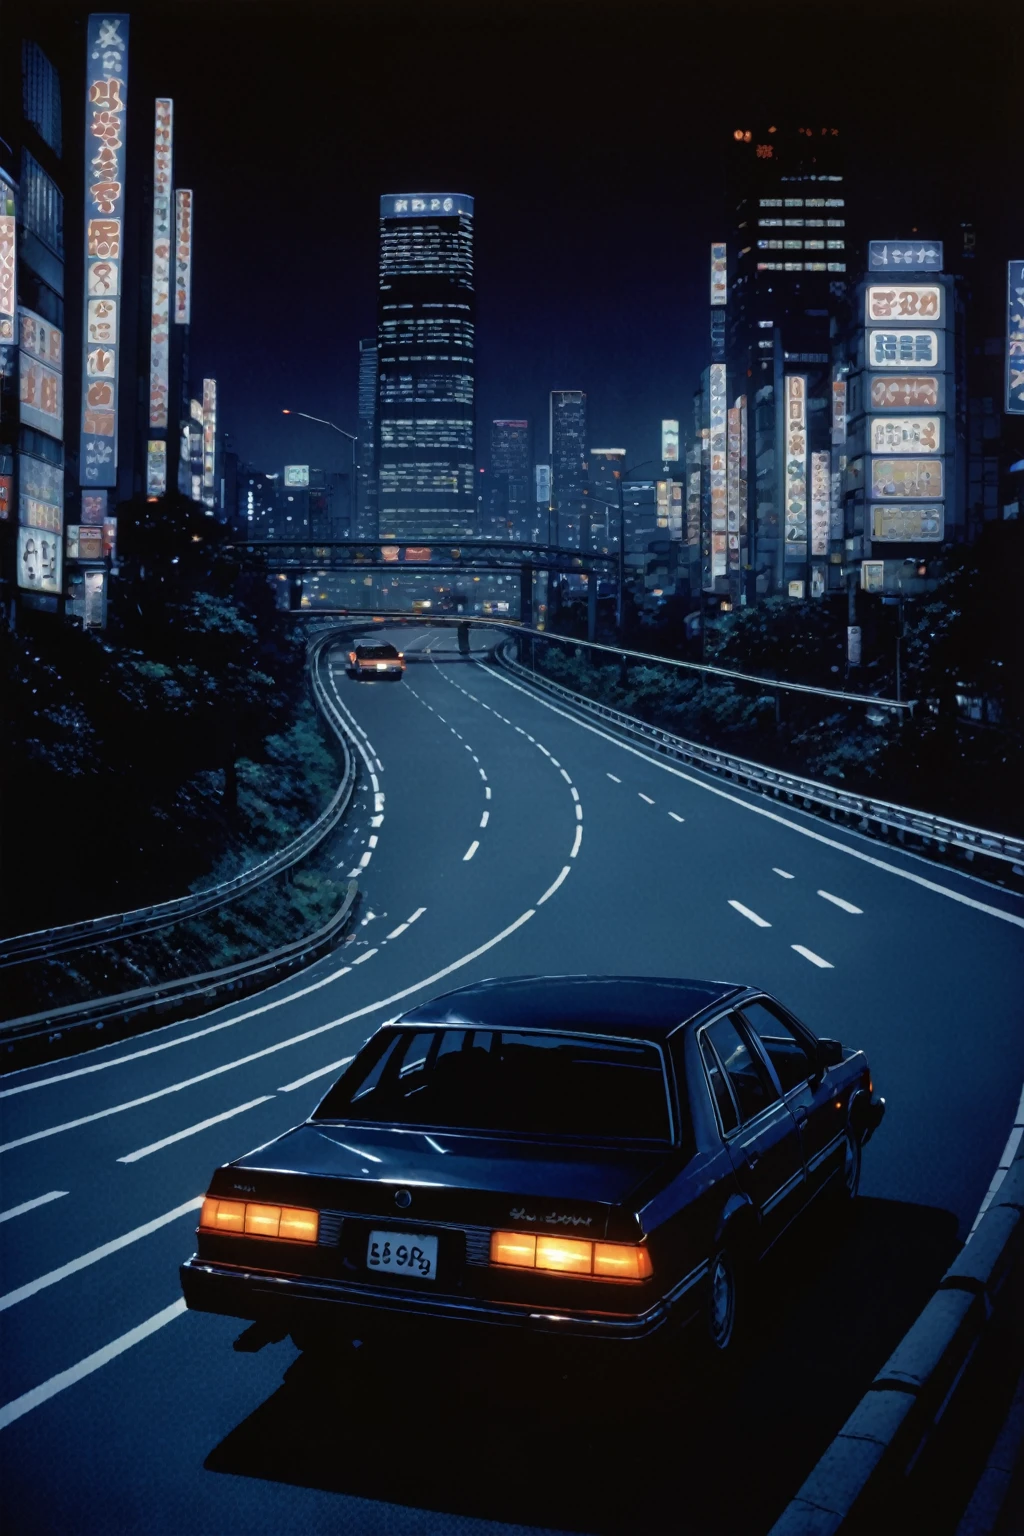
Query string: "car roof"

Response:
xmin=394 ymin=974 xmax=745 ymax=1043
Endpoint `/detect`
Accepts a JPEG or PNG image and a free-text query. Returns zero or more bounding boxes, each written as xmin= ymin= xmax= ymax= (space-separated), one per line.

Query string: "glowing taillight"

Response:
xmin=489 ymin=1230 xmax=652 ymax=1282
xmin=200 ymin=1198 xmax=318 ymax=1243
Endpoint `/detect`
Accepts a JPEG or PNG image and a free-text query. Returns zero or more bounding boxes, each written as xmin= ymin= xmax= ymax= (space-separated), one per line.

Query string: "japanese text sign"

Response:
xmin=870 ymin=458 xmax=943 ymax=500
xmin=149 ymin=98 xmax=173 ymax=431
xmin=868 ymin=242 xmax=943 ymax=271
xmin=866 ymin=285 xmax=941 ymax=324
xmin=868 ymin=330 xmax=939 ymax=368
xmin=1007 ymin=261 xmax=1024 ymax=415
xmin=174 ymin=189 xmax=193 ymax=324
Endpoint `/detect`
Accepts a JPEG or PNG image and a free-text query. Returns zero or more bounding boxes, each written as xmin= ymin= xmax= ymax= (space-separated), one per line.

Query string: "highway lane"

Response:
xmin=1 ymin=625 xmax=1022 ymax=1535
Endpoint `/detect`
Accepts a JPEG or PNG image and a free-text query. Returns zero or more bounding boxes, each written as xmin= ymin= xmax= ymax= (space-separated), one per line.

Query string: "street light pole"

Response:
xmin=282 ymin=409 xmax=359 ymax=536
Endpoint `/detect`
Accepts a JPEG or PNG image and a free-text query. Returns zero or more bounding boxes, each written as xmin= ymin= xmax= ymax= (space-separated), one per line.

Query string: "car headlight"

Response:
xmin=200 ymin=1197 xmax=318 ymax=1243
xmin=490 ymin=1230 xmax=652 ymax=1281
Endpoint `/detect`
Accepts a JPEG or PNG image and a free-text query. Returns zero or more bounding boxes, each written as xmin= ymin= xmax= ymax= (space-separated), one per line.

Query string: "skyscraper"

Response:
xmin=356 ymin=336 xmax=377 ymax=539
xmin=550 ymin=390 xmax=587 ymax=548
xmin=726 ymin=123 xmax=848 ymax=597
xmin=489 ymin=419 xmax=531 ymax=539
xmin=377 ymin=192 xmax=476 ymax=541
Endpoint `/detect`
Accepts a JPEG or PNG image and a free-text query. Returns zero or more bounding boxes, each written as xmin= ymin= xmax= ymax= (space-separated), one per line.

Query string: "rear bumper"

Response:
xmin=180 ymin=1257 xmax=681 ymax=1348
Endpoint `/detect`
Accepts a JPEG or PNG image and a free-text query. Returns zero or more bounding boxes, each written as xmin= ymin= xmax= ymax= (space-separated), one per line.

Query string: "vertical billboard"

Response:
xmin=18 ymin=308 xmax=63 ymax=437
xmin=0 ymin=183 xmax=15 ymax=343
xmin=1007 ymin=261 xmax=1024 ymax=415
xmin=784 ymin=375 xmax=807 ymax=563
xmin=686 ymin=469 xmax=700 ymax=547
xmin=202 ymin=377 xmax=217 ymax=508
xmin=810 ymin=451 xmax=830 ymax=556
xmin=708 ymin=364 xmax=727 ymax=578
xmin=831 ymin=375 xmax=847 ymax=443
xmin=661 ymin=420 xmax=679 ymax=462
xmin=147 ymin=440 xmax=167 ymax=495
xmin=174 ymin=188 xmax=193 ymax=325
xmin=149 ymin=98 xmax=173 ymax=433
xmin=738 ymin=394 xmax=748 ymax=565
xmin=710 ymin=243 xmax=727 ymax=305
xmin=80 ymin=14 xmax=129 ymax=488
xmin=726 ymin=406 xmax=740 ymax=572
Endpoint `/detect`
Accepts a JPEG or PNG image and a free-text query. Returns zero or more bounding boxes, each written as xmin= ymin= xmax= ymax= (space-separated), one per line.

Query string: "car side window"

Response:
xmin=739 ymin=1001 xmax=816 ymax=1095
xmin=705 ymin=1014 xmax=778 ymax=1125
xmin=698 ymin=1030 xmax=739 ymax=1135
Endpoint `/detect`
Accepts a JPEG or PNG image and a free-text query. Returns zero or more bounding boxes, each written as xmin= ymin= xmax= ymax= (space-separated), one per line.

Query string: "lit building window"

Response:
xmin=826 ymin=262 xmax=846 ymax=272
xmin=827 ymin=240 xmax=845 ymax=249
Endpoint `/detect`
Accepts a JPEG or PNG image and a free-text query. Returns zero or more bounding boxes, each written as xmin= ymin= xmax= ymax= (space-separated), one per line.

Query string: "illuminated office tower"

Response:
xmin=489 ymin=419 xmax=531 ymax=539
xmin=377 ymin=193 xmax=476 ymax=540
xmin=726 ymin=124 xmax=848 ymax=596
xmin=550 ymin=390 xmax=587 ymax=549
xmin=356 ymin=337 xmax=378 ymax=539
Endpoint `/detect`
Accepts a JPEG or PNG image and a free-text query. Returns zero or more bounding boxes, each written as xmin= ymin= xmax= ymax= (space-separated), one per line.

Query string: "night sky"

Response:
xmin=29 ymin=0 xmax=1015 ymax=479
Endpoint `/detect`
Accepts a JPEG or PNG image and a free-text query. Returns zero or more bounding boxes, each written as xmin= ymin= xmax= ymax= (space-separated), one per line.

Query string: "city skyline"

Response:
xmin=15 ymin=0 xmax=1006 ymax=479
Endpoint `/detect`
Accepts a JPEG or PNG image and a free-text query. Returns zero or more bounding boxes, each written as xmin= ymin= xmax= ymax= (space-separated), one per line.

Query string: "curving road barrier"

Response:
xmin=495 ymin=638 xmax=1024 ymax=877
xmin=0 ymin=634 xmax=359 ymax=971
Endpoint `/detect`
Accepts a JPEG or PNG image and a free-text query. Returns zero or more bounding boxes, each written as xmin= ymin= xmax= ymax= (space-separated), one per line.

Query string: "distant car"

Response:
xmin=181 ymin=975 xmax=884 ymax=1367
xmin=347 ymin=642 xmax=404 ymax=679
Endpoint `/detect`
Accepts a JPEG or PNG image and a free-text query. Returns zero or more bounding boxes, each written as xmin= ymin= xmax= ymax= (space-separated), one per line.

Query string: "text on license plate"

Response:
xmin=367 ymin=1230 xmax=438 ymax=1279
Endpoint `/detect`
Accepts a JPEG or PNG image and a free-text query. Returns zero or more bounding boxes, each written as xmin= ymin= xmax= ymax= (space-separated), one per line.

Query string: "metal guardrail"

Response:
xmin=496 ymin=640 xmax=1024 ymax=871
xmin=0 ymin=633 xmax=357 ymax=970
xmin=0 ymin=881 xmax=361 ymax=1063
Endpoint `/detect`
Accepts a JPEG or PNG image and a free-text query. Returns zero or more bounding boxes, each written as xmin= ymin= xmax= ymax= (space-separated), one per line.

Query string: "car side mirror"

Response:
xmin=817 ymin=1038 xmax=844 ymax=1069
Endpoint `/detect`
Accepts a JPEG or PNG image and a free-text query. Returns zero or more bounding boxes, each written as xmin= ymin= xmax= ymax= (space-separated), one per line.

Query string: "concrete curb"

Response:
xmin=767 ymin=1148 xmax=1024 ymax=1535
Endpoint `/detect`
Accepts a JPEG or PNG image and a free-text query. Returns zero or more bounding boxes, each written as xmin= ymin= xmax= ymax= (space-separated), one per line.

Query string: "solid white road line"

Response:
xmin=3 ymin=911 xmax=538 ymax=1149
xmin=571 ymin=825 xmax=583 ymax=858
xmin=792 ymin=944 xmax=834 ymax=969
xmin=117 ymin=1097 xmax=274 ymax=1164
xmin=606 ymin=773 xmax=621 ymax=783
xmin=818 ymin=889 xmax=863 ymax=915
xmin=279 ymin=1055 xmax=354 ymax=1092
xmin=0 ymin=1298 xmax=188 ymax=1432
xmin=1000 ymin=1127 xmax=1023 ymax=1167
xmin=352 ymin=948 xmax=378 ymax=965
xmin=0 ymin=959 xmax=357 ymax=1101
xmin=0 ymin=1191 xmax=68 ymax=1224
xmin=537 ymin=866 xmax=571 ymax=906
xmin=479 ymin=811 xmax=489 ymax=828
xmin=0 ymin=1197 xmax=203 ymax=1313
xmin=639 ymin=793 xmax=655 ymax=805
xmin=669 ymin=812 xmax=685 ymax=824
xmin=464 ymin=840 xmax=480 ymax=861
xmin=728 ymin=900 xmax=772 ymax=928
xmin=481 ymin=662 xmax=1024 ymax=930
xmin=773 ymin=868 xmax=795 ymax=879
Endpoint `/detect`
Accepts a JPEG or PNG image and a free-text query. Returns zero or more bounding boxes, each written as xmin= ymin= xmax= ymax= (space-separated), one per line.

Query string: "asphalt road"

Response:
xmin=2 ymin=625 xmax=1022 ymax=1536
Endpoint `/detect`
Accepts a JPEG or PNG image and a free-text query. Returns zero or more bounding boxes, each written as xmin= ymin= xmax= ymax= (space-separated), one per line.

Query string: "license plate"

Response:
xmin=367 ymin=1230 xmax=438 ymax=1280
xmin=376 ymin=663 xmax=388 ymax=670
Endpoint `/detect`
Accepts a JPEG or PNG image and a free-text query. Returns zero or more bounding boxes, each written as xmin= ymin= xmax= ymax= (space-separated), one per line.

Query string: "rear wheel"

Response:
xmin=837 ymin=1125 xmax=862 ymax=1202
xmin=707 ymin=1247 xmax=740 ymax=1354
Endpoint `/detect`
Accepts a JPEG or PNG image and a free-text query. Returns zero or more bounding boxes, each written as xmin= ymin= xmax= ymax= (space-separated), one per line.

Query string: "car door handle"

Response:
xmin=793 ymin=1107 xmax=808 ymax=1124
xmin=747 ymin=1153 xmax=760 ymax=1169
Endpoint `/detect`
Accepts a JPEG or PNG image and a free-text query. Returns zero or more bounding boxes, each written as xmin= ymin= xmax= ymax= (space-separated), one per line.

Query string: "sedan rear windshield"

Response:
xmin=356 ymin=644 xmax=399 ymax=659
xmin=314 ymin=1027 xmax=672 ymax=1143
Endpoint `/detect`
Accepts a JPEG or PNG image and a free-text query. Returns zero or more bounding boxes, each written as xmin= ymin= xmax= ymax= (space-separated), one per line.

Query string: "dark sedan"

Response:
xmin=181 ymin=976 xmax=884 ymax=1362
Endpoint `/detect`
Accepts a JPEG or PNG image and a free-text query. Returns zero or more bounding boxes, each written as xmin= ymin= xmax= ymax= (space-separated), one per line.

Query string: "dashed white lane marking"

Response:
xmin=669 ymin=812 xmax=685 ymax=824
xmin=464 ymin=840 xmax=480 ymax=861
xmin=571 ymin=826 xmax=583 ymax=858
xmin=480 ymin=811 xmax=490 ymax=829
xmin=575 ymin=804 xmax=583 ymax=821
xmin=370 ymin=814 xmax=383 ymax=829
xmin=0 ymin=1197 xmax=202 ymax=1313
xmin=0 ymin=1191 xmax=68 ymax=1225
xmin=117 ymin=1096 xmax=274 ymax=1164
xmin=792 ymin=944 xmax=834 ymax=969
xmin=0 ymin=1298 xmax=188 ymax=1432
xmin=407 ymin=907 xmax=426 ymax=924
xmin=729 ymin=900 xmax=772 ymax=928
xmin=279 ymin=1055 xmax=354 ymax=1093
xmin=374 ymin=758 xmax=384 ymax=773
xmin=485 ymin=786 xmax=492 ymax=800
xmin=570 ymin=787 xmax=579 ymax=802
xmin=550 ymin=758 xmax=561 ymax=768
xmin=537 ymin=866 xmax=571 ymax=905
xmin=537 ymin=744 xmax=551 ymax=757
xmin=773 ymin=868 xmax=795 ymax=879
xmin=481 ymin=660 xmax=1024 ymax=931
xmin=639 ymin=793 xmax=655 ymax=805
xmin=358 ymin=851 xmax=372 ymax=869
xmin=374 ymin=792 xmax=385 ymax=813
xmin=479 ymin=768 xmax=488 ymax=781
xmin=560 ymin=767 xmax=572 ymax=784
xmin=437 ymin=715 xmax=446 ymax=723
xmin=352 ymin=948 xmax=378 ymax=965
xmin=367 ymin=835 xmax=379 ymax=849
xmin=818 ymin=890 xmax=863 ymax=915
xmin=386 ymin=923 xmax=408 ymax=940
xmin=607 ymin=773 xmax=621 ymax=783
